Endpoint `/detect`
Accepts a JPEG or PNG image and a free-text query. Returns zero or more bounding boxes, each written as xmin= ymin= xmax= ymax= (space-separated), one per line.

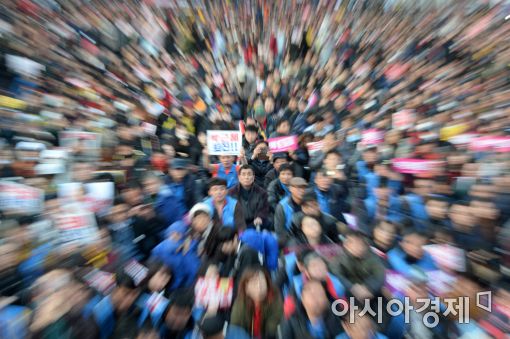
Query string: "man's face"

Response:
xmin=362 ymin=149 xmax=377 ymax=164
xmin=274 ymin=158 xmax=288 ymax=171
xmin=344 ymin=236 xmax=367 ymax=258
xmin=449 ymin=204 xmax=475 ymax=229
xmin=143 ymin=177 xmax=162 ymax=197
xmin=209 ymin=185 xmax=227 ymax=203
xmin=279 ymin=169 xmax=293 ymax=185
xmin=245 ymin=131 xmax=257 ymax=144
xmin=301 ymin=282 xmax=328 ymax=317
xmin=289 ymin=185 xmax=305 ymax=202
xmin=122 ymin=187 xmax=143 ymax=207
xmin=306 ymin=258 xmax=328 ymax=281
xmin=165 ymin=305 xmax=192 ymax=331
xmin=324 ymin=154 xmax=341 ymax=170
xmin=110 ymin=204 xmax=128 ymax=223
xmin=414 ymin=179 xmax=432 ymax=197
xmin=219 ymin=155 xmax=234 ymax=168
xmin=112 ymin=286 xmax=139 ymax=313
xmin=302 ymin=217 xmax=322 ymax=241
xmin=426 ymin=199 xmax=448 ymax=220
xmin=400 ymin=234 xmax=426 ymax=259
xmin=276 ymin=121 xmax=290 ymax=135
xmin=375 ymin=186 xmax=390 ymax=201
xmin=191 ymin=213 xmax=211 ymax=233
xmin=239 ymin=169 xmax=255 ymax=188
xmin=373 ymin=222 xmax=396 ymax=248
xmin=221 ymin=238 xmax=238 ymax=254
xmin=302 ymin=201 xmax=320 ymax=217
xmin=170 ymin=168 xmax=187 ymax=182
xmin=315 ymin=173 xmax=332 ymax=191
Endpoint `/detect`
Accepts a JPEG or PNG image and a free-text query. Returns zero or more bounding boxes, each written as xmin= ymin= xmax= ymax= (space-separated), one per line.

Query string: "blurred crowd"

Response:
xmin=1 ymin=0 xmax=510 ymax=338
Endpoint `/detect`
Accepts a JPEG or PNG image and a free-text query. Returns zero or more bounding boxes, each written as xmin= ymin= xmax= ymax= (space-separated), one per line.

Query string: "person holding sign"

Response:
xmin=203 ymin=149 xmax=240 ymax=189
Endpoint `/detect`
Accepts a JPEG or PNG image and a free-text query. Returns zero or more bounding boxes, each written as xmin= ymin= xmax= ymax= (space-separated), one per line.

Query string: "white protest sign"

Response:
xmin=59 ymin=131 xmax=102 ymax=157
xmin=207 ymin=130 xmax=242 ymax=155
xmin=54 ymin=209 xmax=99 ymax=246
xmin=0 ymin=181 xmax=44 ymax=215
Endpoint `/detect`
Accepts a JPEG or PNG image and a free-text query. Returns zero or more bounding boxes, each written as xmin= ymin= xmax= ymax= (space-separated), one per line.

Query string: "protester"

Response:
xmin=228 ymin=165 xmax=269 ymax=229
xmin=204 ymin=178 xmax=246 ymax=230
xmin=1 ymin=0 xmax=510 ymax=337
xmin=230 ymin=267 xmax=283 ymax=339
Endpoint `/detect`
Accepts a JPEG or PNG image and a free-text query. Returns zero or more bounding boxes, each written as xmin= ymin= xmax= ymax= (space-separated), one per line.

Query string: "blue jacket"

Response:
xmin=151 ymin=229 xmax=201 ymax=290
xmin=0 ymin=305 xmax=31 ymax=339
xmin=204 ymin=196 xmax=238 ymax=228
xmin=278 ymin=196 xmax=295 ymax=231
xmin=91 ymin=296 xmax=116 ymax=339
xmin=314 ymin=186 xmax=348 ymax=223
xmin=364 ymin=194 xmax=403 ymax=224
xmin=402 ymin=193 xmax=429 ymax=230
xmin=214 ymin=164 xmax=239 ymax=189
xmin=155 ymin=175 xmax=199 ymax=226
xmin=387 ymin=247 xmax=438 ymax=276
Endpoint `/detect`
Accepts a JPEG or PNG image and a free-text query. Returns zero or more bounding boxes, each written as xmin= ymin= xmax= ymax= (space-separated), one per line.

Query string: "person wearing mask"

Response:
xmin=203 ymin=153 xmax=240 ymax=189
xmin=281 ymin=280 xmax=343 ymax=338
xmin=313 ymin=169 xmax=349 ymax=223
xmin=267 ymin=163 xmax=293 ymax=213
xmin=329 ymin=231 xmax=386 ymax=303
xmin=274 ymin=177 xmax=307 ymax=246
xmin=204 ymin=178 xmax=246 ymax=230
xmin=247 ymin=141 xmax=273 ymax=188
xmin=155 ymin=158 xmax=199 ymax=226
xmin=228 ymin=165 xmax=269 ymax=229
xmin=263 ymin=152 xmax=290 ymax=188
xmin=387 ymin=229 xmax=438 ymax=275
xmin=230 ymin=267 xmax=283 ymax=339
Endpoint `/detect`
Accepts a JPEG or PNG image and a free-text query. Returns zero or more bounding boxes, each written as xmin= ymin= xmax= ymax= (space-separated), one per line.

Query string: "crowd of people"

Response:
xmin=1 ymin=0 xmax=510 ymax=338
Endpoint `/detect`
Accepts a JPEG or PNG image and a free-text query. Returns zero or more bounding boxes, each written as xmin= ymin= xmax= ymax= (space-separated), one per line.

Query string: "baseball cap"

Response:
xmin=272 ymin=152 xmax=289 ymax=161
xmin=289 ymin=177 xmax=308 ymax=187
xmin=171 ymin=158 xmax=189 ymax=169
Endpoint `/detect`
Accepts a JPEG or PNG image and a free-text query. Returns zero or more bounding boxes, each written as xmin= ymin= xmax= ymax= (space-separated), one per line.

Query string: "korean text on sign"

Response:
xmin=0 ymin=181 xmax=44 ymax=215
xmin=267 ymin=135 xmax=298 ymax=153
xmin=207 ymin=130 xmax=242 ymax=155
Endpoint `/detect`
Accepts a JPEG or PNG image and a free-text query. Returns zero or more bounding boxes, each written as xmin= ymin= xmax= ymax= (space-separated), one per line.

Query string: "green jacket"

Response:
xmin=329 ymin=250 xmax=386 ymax=295
xmin=230 ymin=291 xmax=283 ymax=339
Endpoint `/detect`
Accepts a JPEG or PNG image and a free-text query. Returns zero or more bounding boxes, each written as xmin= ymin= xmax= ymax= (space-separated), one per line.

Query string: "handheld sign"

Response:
xmin=267 ymin=135 xmax=298 ymax=153
xmin=0 ymin=181 xmax=44 ymax=215
xmin=207 ymin=130 xmax=242 ymax=155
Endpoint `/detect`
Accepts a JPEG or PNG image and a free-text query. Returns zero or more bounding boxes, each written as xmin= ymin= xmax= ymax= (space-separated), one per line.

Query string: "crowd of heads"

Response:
xmin=1 ymin=0 xmax=510 ymax=338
